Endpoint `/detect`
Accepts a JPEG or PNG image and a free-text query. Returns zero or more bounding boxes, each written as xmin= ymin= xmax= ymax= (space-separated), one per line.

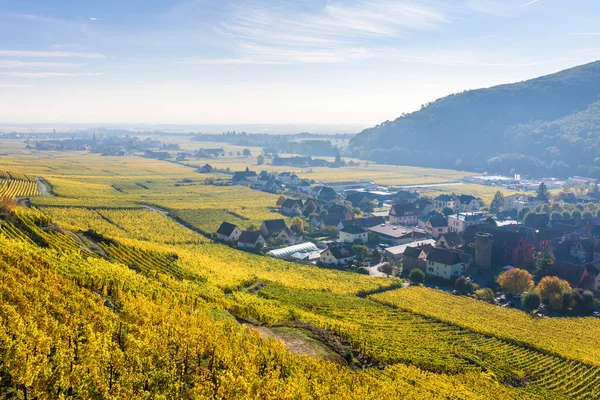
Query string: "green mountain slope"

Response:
xmin=350 ymin=60 xmax=600 ymax=177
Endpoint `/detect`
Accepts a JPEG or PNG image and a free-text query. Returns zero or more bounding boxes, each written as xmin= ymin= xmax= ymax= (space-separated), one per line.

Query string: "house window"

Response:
xmin=428 ymin=267 xmax=434 ymax=272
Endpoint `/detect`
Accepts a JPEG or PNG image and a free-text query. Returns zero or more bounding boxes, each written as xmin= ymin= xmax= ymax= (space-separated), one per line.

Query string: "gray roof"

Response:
xmin=427 ymin=248 xmax=462 ymax=265
xmin=216 ymin=221 xmax=238 ymax=236
xmin=340 ymin=225 xmax=367 ymax=234
xmin=238 ymin=231 xmax=263 ymax=244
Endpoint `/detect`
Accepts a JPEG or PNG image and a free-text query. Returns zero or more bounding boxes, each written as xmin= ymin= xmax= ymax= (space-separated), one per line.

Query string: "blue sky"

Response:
xmin=0 ymin=0 xmax=599 ymax=128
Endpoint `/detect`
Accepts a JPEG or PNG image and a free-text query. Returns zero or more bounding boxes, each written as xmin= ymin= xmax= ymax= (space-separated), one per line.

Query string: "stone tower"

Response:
xmin=475 ymin=232 xmax=493 ymax=272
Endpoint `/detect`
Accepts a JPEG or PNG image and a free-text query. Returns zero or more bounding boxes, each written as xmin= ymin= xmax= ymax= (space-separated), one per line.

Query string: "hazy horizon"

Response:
xmin=0 ymin=122 xmax=366 ymax=135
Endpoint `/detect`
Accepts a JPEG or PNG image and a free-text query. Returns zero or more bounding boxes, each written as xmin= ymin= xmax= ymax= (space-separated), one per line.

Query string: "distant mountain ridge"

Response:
xmin=350 ymin=60 xmax=600 ymax=178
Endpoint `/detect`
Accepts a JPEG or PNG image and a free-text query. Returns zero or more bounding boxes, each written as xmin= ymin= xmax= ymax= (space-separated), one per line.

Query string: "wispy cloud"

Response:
xmin=89 ymin=17 xmax=99 ymax=21
xmin=0 ymin=12 xmax=63 ymax=23
xmin=0 ymin=71 xmax=103 ymax=78
xmin=567 ymin=32 xmax=600 ymax=36
xmin=0 ymin=50 xmax=105 ymax=59
xmin=0 ymin=60 xmax=87 ymax=69
xmin=180 ymin=0 xmax=449 ymax=64
xmin=0 ymin=83 xmax=35 ymax=88
xmin=522 ymin=0 xmax=540 ymax=6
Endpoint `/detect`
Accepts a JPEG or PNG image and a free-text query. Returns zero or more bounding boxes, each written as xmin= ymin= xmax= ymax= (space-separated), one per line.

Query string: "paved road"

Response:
xmin=35 ymin=177 xmax=53 ymax=196
xmin=366 ymin=264 xmax=389 ymax=277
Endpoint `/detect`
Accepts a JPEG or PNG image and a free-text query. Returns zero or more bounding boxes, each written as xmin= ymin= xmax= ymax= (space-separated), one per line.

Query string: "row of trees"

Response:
xmin=497 ymin=267 xmax=597 ymax=313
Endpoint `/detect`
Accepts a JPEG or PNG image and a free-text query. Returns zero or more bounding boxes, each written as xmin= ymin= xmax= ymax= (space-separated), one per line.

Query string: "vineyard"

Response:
xmin=1 ymin=148 xmax=599 ymax=399
xmin=0 ymin=229 xmax=529 ymax=400
xmin=370 ymin=286 xmax=600 ymax=366
xmin=253 ymin=284 xmax=600 ymax=399
xmin=0 ymin=170 xmax=40 ymax=198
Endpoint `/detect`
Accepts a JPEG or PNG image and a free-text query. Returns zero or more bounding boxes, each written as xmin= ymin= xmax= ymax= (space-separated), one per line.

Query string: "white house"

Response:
xmin=447 ymin=212 xmax=488 ymax=233
xmin=261 ymin=219 xmax=287 ymax=237
xmin=215 ymin=222 xmax=242 ymax=242
xmin=389 ymin=203 xmax=418 ymax=225
xmin=425 ymin=217 xmax=448 ymax=238
xmin=425 ymin=248 xmax=464 ymax=280
xmin=434 ymin=194 xmax=456 ymax=210
xmin=237 ymin=231 xmax=265 ymax=249
xmin=339 ymin=225 xmax=368 ymax=244
xmin=277 ymin=226 xmax=304 ymax=245
xmin=457 ymin=195 xmax=480 ymax=212
xmin=281 ymin=198 xmax=303 ymax=216
xmin=320 ymin=245 xmax=357 ymax=265
xmin=503 ymin=194 xmax=545 ymax=212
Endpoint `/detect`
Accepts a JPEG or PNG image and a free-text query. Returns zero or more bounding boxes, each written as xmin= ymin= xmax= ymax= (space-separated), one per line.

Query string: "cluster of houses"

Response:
xmin=212 ymin=169 xmax=600 ymax=295
xmin=215 ymin=219 xmax=304 ymax=250
xmin=227 ymin=169 xmax=313 ymax=194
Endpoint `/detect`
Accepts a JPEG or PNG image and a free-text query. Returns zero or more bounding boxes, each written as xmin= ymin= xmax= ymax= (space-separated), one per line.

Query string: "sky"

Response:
xmin=0 ymin=0 xmax=599 ymax=130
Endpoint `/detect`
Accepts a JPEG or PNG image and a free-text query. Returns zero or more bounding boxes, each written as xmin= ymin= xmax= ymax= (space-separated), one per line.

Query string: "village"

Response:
xmin=211 ymin=163 xmax=600 ymax=316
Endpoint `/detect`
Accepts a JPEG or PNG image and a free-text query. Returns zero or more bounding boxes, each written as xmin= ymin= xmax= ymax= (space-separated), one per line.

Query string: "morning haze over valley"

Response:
xmin=1 ymin=1 xmax=600 ymax=399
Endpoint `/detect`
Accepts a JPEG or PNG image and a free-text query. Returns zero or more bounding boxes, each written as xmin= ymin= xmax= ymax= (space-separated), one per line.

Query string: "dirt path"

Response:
xmin=243 ymin=323 xmax=346 ymax=364
xmin=35 ymin=177 xmax=53 ymax=196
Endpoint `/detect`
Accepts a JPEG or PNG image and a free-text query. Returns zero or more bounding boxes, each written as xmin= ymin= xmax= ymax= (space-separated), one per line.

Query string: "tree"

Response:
xmin=490 ymin=191 xmax=505 ymax=214
xmin=518 ymin=207 xmax=531 ymax=221
xmin=572 ymin=210 xmax=582 ymax=219
xmin=276 ymin=195 xmax=286 ymax=208
xmin=583 ymin=211 xmax=593 ymax=219
xmin=352 ymin=244 xmax=368 ymax=261
xmin=409 ymin=268 xmax=424 ymax=284
xmin=563 ymin=210 xmax=572 ymax=219
xmin=455 ymin=276 xmax=477 ymax=295
xmin=474 ymin=288 xmax=495 ymax=304
xmin=257 ymin=155 xmax=265 ymax=165
xmin=536 ymin=276 xmax=572 ymax=311
xmin=582 ymin=290 xmax=596 ymax=312
xmin=534 ymin=245 xmax=556 ymax=278
xmin=523 ymin=212 xmax=549 ymax=229
xmin=291 ymin=217 xmax=304 ymax=231
xmin=334 ymin=152 xmax=344 ymax=166
xmin=550 ymin=211 xmax=563 ymax=220
xmin=371 ymin=249 xmax=382 ymax=264
xmin=523 ymin=211 xmax=537 ymax=228
xmin=378 ymin=262 xmax=393 ymax=276
xmin=442 ymin=207 xmax=454 ymax=216
xmin=497 ymin=268 xmax=534 ymax=295
xmin=536 ymin=182 xmax=550 ymax=202
xmin=522 ymin=291 xmax=541 ymax=311
xmin=243 ymin=149 xmax=251 ymax=157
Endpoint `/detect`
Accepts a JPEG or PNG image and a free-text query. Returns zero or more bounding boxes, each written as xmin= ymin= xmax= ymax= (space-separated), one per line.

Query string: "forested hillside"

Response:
xmin=350 ymin=61 xmax=600 ymax=178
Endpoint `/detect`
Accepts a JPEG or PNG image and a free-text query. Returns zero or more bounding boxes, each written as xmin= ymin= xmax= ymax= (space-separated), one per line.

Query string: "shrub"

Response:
xmin=522 ymin=291 xmax=541 ymax=311
xmin=474 ymin=288 xmax=495 ymax=304
xmin=409 ymin=269 xmax=425 ymax=284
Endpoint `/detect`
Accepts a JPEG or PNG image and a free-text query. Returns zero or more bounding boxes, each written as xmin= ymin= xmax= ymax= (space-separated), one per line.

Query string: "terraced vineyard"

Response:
xmin=0 ymin=170 xmax=40 ymax=198
xmin=99 ymin=241 xmax=203 ymax=282
xmin=9 ymin=208 xmax=89 ymax=253
xmin=370 ymin=286 xmax=600 ymax=366
xmin=256 ymin=284 xmax=600 ymax=399
xmin=42 ymin=206 xmax=206 ymax=244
